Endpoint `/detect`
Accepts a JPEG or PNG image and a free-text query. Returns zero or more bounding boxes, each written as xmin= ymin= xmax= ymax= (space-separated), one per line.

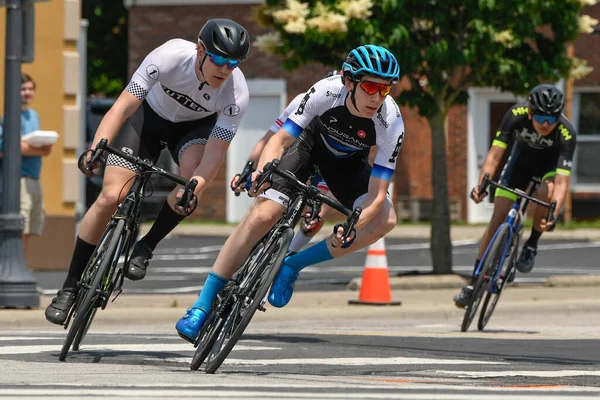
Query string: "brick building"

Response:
xmin=124 ymin=0 xmax=600 ymax=223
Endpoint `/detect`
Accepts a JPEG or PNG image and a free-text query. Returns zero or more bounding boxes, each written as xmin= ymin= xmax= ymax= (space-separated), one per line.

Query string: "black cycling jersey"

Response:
xmin=493 ymin=102 xmax=577 ymax=195
xmin=493 ymin=102 xmax=576 ymax=176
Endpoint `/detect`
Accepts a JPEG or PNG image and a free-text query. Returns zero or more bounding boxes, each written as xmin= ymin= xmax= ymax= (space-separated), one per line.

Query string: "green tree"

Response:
xmin=255 ymin=0 xmax=596 ymax=273
xmin=83 ymin=0 xmax=128 ymax=97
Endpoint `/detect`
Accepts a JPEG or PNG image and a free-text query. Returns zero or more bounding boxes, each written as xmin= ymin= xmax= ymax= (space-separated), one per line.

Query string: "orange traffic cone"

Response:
xmin=349 ymin=237 xmax=401 ymax=306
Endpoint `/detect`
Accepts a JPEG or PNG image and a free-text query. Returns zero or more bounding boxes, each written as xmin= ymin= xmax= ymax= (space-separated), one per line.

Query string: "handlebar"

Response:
xmin=258 ymin=159 xmax=362 ymax=244
xmin=83 ymin=138 xmax=198 ymax=214
xmin=476 ymin=173 xmax=557 ymax=222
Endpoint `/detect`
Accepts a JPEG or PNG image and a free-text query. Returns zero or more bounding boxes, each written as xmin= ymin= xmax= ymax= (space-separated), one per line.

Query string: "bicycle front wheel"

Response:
xmin=204 ymin=227 xmax=294 ymax=373
xmin=59 ymin=219 xmax=125 ymax=361
xmin=190 ymin=293 xmax=229 ymax=371
xmin=461 ymin=224 xmax=509 ymax=332
xmin=478 ymin=225 xmax=514 ymax=331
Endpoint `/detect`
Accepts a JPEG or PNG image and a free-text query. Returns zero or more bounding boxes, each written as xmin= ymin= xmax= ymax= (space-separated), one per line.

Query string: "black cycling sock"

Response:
xmin=470 ymin=258 xmax=480 ymax=284
xmin=139 ymin=201 xmax=185 ymax=251
xmin=525 ymin=228 xmax=543 ymax=249
xmin=63 ymin=237 xmax=96 ymax=289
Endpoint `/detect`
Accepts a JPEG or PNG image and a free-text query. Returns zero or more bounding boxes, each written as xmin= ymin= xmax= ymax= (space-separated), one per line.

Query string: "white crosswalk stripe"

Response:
xmin=0 ymin=332 xmax=597 ymax=399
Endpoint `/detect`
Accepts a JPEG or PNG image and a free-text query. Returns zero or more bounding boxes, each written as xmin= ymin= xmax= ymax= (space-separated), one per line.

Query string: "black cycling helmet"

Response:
xmin=198 ymin=19 xmax=250 ymax=61
xmin=528 ymin=84 xmax=565 ymax=116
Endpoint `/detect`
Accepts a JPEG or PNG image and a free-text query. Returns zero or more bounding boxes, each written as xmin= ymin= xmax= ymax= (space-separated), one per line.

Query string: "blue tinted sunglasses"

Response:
xmin=206 ymin=50 xmax=241 ymax=69
xmin=533 ymin=114 xmax=558 ymax=125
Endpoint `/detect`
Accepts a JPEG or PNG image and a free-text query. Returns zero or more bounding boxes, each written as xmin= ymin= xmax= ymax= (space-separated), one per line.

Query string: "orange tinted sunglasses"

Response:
xmin=360 ymin=80 xmax=392 ymax=97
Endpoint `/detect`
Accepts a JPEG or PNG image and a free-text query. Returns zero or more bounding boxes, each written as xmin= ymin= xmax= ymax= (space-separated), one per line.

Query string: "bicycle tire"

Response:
xmin=72 ymin=308 xmax=97 ymax=351
xmin=204 ymin=227 xmax=294 ymax=373
xmin=478 ymin=226 xmax=514 ymax=331
xmin=190 ymin=238 xmax=266 ymax=370
xmin=59 ymin=219 xmax=125 ymax=361
xmin=190 ymin=300 xmax=227 ymax=371
xmin=461 ymin=224 xmax=509 ymax=332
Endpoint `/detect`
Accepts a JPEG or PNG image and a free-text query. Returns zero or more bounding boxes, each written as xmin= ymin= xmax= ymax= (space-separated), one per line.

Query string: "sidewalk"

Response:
xmin=145 ymin=223 xmax=600 ymax=241
xmin=2 ymin=286 xmax=598 ymax=332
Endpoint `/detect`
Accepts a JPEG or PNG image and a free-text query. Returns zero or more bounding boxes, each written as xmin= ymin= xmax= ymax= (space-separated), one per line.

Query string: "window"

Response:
xmin=572 ymin=90 xmax=600 ymax=190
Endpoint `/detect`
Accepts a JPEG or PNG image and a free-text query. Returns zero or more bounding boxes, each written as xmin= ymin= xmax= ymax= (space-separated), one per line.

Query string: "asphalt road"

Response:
xmin=33 ymin=236 xmax=600 ymax=295
xmin=2 ymin=311 xmax=600 ymax=399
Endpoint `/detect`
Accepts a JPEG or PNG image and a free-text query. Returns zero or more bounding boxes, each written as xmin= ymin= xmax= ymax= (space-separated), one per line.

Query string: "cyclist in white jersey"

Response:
xmin=45 ymin=19 xmax=250 ymax=325
xmin=230 ymin=71 xmax=341 ymax=253
xmin=176 ymin=45 xmax=405 ymax=343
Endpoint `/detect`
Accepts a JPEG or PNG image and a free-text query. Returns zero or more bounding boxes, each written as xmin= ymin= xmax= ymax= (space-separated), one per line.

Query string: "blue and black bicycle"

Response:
xmin=461 ymin=173 xmax=556 ymax=332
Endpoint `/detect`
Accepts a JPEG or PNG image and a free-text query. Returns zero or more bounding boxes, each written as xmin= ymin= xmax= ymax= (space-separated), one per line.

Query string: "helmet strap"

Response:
xmin=350 ymin=79 xmax=360 ymax=113
xmin=198 ymin=52 xmax=209 ymax=83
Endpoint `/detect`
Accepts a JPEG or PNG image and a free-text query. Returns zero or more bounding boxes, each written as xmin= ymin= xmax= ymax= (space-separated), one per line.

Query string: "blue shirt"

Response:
xmin=0 ymin=108 xmax=42 ymax=180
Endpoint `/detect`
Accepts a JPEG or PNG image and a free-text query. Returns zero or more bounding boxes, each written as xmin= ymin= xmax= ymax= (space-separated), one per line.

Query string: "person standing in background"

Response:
xmin=0 ymin=73 xmax=53 ymax=251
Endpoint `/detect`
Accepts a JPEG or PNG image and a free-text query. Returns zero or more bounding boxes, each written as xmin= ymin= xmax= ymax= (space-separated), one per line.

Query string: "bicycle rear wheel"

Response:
xmin=59 ymin=219 xmax=125 ymax=361
xmin=204 ymin=227 xmax=294 ymax=373
xmin=478 ymin=226 xmax=514 ymax=331
xmin=461 ymin=224 xmax=509 ymax=332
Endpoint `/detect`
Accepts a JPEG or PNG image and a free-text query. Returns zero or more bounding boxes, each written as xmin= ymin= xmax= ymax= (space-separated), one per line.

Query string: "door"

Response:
xmin=226 ymin=79 xmax=287 ymax=223
xmin=467 ymin=88 xmax=522 ymax=223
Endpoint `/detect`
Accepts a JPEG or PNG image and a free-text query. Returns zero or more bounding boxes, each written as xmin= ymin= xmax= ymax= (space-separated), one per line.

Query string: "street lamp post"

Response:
xmin=0 ymin=0 xmax=39 ymax=308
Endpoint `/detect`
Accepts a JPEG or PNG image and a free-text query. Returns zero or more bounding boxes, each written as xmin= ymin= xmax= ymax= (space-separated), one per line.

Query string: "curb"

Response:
xmin=347 ymin=274 xmax=468 ymax=291
xmin=347 ymin=274 xmax=600 ymax=291
xmin=149 ymin=224 xmax=600 ymax=242
xmin=544 ymin=274 xmax=600 ymax=287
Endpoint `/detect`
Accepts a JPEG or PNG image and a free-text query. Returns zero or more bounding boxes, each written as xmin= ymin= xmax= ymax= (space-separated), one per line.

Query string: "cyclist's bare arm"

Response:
xmin=189 ymin=136 xmax=230 ymax=197
xmin=352 ymin=176 xmax=390 ymax=230
xmin=91 ymin=91 xmax=142 ymax=148
xmin=256 ymin=128 xmax=295 ymax=173
xmin=247 ymin=130 xmax=276 ymax=165
xmin=473 ymin=145 xmax=505 ymax=202
xmin=230 ymin=130 xmax=276 ymax=192
xmin=541 ymin=173 xmax=569 ymax=229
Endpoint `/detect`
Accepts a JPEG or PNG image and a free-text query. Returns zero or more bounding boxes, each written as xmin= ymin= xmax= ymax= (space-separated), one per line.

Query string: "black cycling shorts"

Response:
xmin=261 ymin=130 xmax=371 ymax=210
xmin=497 ymin=145 xmax=558 ymax=200
xmin=106 ymin=100 xmax=217 ymax=171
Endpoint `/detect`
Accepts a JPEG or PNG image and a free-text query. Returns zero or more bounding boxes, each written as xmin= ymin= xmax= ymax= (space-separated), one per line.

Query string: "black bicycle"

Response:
xmin=58 ymin=138 xmax=198 ymax=361
xmin=461 ymin=173 xmax=556 ymax=332
xmin=190 ymin=158 xmax=361 ymax=373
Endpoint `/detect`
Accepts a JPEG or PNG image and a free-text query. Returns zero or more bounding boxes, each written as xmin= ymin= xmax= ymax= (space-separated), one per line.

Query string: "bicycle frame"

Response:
xmin=473 ymin=175 xmax=555 ymax=282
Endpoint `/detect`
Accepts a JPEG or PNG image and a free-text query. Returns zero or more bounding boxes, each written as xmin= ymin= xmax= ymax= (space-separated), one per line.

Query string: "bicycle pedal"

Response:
xmin=258 ymin=300 xmax=267 ymax=312
xmin=111 ymin=288 xmax=123 ymax=303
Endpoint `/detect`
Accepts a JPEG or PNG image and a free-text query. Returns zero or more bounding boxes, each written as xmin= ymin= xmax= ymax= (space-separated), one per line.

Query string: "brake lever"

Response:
xmin=340 ymin=207 xmax=362 ymax=244
xmin=253 ymin=159 xmax=279 ymax=194
xmin=471 ymin=172 xmax=490 ymax=201
xmin=546 ymin=200 xmax=557 ymax=223
xmin=234 ymin=161 xmax=255 ymax=196
xmin=89 ymin=138 xmax=108 ymax=167
xmin=176 ymin=178 xmax=198 ymax=215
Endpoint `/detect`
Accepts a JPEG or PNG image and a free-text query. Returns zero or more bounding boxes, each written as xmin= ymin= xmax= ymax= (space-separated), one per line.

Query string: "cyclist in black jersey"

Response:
xmin=175 ymin=45 xmax=405 ymax=343
xmin=45 ymin=19 xmax=251 ymax=325
xmin=454 ymin=84 xmax=577 ymax=308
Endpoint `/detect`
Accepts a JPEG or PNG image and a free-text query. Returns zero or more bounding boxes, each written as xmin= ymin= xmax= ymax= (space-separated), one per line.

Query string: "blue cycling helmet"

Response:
xmin=342 ymin=44 xmax=400 ymax=84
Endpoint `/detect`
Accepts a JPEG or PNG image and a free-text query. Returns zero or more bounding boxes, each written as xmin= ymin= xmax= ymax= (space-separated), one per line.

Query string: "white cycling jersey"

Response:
xmin=282 ymin=76 xmax=405 ymax=181
xmin=125 ymin=39 xmax=249 ymax=143
xmin=269 ymin=94 xmax=304 ymax=133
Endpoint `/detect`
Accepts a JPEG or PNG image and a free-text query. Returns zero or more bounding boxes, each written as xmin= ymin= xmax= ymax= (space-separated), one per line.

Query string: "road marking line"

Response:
xmin=221 ymin=357 xmax=507 ymax=366
xmin=0 ymin=343 xmax=280 ymax=355
xmin=435 ymin=370 xmax=600 ymax=378
xmin=1 ymin=388 xmax=597 ymax=399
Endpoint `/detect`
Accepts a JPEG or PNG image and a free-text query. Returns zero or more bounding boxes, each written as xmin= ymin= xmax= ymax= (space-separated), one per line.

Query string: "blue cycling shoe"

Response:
xmin=175 ymin=307 xmax=207 ymax=344
xmin=268 ymin=262 xmax=299 ymax=308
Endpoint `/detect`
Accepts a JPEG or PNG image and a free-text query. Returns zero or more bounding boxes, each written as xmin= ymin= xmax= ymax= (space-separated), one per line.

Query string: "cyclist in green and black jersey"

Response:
xmin=454 ymin=84 xmax=577 ymax=308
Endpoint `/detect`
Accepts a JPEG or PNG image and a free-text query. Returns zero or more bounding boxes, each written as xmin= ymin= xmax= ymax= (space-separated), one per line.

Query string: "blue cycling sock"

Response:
xmin=192 ymin=271 xmax=228 ymax=313
xmin=285 ymin=239 xmax=333 ymax=273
